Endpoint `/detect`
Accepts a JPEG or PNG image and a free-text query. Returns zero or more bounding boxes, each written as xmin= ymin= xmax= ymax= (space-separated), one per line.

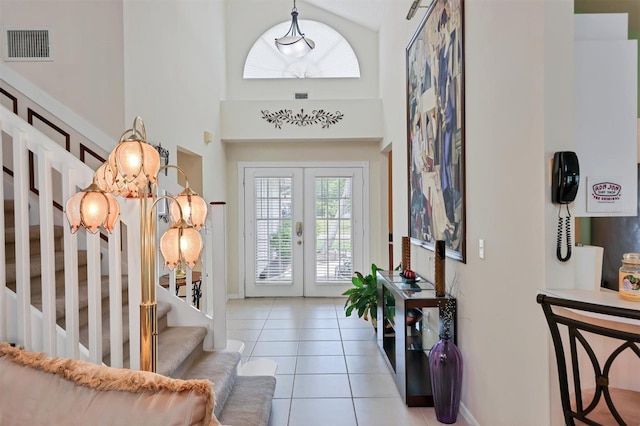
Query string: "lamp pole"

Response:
xmin=140 ymin=186 xmax=157 ymax=372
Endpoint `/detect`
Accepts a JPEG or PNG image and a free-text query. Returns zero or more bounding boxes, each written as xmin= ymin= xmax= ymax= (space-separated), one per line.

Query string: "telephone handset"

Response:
xmin=552 ymin=152 xmax=580 ymax=262
xmin=552 ymin=151 xmax=580 ymax=204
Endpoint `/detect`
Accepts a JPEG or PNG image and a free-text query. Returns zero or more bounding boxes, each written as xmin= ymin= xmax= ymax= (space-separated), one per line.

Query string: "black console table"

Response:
xmin=376 ymin=270 xmax=457 ymax=406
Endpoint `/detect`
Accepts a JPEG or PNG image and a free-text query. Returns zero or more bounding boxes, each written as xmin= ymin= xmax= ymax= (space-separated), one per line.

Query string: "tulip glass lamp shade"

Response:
xmin=108 ymin=119 xmax=161 ymax=196
xmin=95 ymin=161 xmax=141 ymax=197
xmin=160 ymin=220 xmax=204 ymax=271
xmin=65 ymin=182 xmax=120 ymax=234
xmin=169 ymin=188 xmax=208 ymax=230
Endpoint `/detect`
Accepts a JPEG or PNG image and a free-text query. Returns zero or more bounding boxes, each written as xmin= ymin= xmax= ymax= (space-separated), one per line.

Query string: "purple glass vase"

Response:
xmin=429 ymin=337 xmax=463 ymax=424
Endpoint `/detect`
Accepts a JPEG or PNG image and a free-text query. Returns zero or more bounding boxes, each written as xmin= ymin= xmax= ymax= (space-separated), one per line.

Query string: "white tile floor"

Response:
xmin=227 ymin=297 xmax=470 ymax=426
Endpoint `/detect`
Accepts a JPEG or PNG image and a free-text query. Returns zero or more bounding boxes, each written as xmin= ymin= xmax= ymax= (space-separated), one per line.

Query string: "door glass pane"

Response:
xmin=255 ymin=177 xmax=292 ymax=282
xmin=315 ymin=177 xmax=353 ymax=281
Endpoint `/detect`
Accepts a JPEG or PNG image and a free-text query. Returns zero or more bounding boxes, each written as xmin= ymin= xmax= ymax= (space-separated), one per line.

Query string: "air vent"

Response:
xmin=295 ymin=92 xmax=309 ymax=100
xmin=5 ymin=29 xmax=51 ymax=61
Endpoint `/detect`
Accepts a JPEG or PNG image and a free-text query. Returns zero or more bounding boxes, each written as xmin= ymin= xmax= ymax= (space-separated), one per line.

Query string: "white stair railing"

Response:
xmin=2 ymin=66 xmax=227 ymax=349
xmin=0 ymin=104 xmax=141 ymax=366
xmin=208 ymin=202 xmax=228 ymax=350
xmin=1 ymin=101 xmax=227 ymax=366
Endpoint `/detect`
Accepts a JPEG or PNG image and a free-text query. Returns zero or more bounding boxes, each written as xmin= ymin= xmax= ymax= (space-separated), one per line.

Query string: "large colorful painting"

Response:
xmin=407 ymin=0 xmax=465 ymax=261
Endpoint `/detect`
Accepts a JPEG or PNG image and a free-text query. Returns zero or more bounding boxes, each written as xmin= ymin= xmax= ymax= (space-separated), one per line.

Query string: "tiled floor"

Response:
xmin=227 ymin=297 xmax=470 ymax=426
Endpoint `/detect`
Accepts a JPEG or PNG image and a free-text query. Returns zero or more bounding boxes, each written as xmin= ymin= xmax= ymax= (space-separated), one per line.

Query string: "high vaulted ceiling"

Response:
xmin=310 ymin=0 xmax=640 ymax=34
xmin=306 ymin=0 xmax=385 ymax=30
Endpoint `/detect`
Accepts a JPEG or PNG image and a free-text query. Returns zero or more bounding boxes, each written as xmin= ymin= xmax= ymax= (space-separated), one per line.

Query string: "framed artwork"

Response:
xmin=407 ymin=0 xmax=465 ymax=262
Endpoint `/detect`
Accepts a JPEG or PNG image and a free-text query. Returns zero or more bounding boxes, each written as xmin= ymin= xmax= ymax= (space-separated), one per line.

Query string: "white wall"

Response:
xmin=460 ymin=2 xmax=548 ymax=423
xmin=123 ymin=0 xmax=227 ymax=202
xmin=377 ymin=1 xmax=418 ymax=231
xmin=544 ymin=2 xmax=581 ymax=423
xmin=0 ymin=0 xmax=125 ymax=138
xmin=379 ymin=0 xmax=577 ymax=424
xmin=544 ymin=0 xmax=579 ymax=292
xmin=221 ymin=99 xmax=383 ymax=141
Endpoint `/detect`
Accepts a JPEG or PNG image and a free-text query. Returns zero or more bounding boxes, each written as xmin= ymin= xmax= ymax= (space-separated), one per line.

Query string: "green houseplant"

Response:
xmin=343 ymin=263 xmax=402 ymax=331
xmin=342 ymin=263 xmax=386 ymax=328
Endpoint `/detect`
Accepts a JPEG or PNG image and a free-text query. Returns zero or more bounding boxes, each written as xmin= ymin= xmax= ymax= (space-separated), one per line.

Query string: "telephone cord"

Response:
xmin=556 ymin=204 xmax=572 ymax=262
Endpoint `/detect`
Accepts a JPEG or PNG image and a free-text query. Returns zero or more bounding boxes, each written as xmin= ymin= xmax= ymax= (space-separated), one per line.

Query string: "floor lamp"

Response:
xmin=65 ymin=116 xmax=207 ymax=372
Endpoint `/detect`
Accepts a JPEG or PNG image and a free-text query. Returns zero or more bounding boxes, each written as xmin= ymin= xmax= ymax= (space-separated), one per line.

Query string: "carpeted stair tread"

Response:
xmin=78 ymin=300 xmax=170 ymax=360
xmin=78 ymin=303 xmax=131 ymax=360
xmin=5 ymin=250 xmax=88 ymax=284
xmin=218 ymin=375 xmax=277 ymax=426
xmin=29 ymin=275 xmax=129 ymax=323
xmin=156 ymin=325 xmax=208 ymax=378
xmin=181 ymin=351 xmax=242 ymax=419
xmin=6 ymin=265 xmax=89 ymax=297
xmin=5 ymin=226 xmax=64 ymax=261
xmin=4 ymin=224 xmax=64 ymax=244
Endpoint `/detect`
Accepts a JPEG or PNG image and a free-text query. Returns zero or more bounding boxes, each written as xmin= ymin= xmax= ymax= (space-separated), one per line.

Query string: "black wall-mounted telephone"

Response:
xmin=552 ymin=151 xmax=580 ymax=204
xmin=552 ymin=151 xmax=580 ymax=262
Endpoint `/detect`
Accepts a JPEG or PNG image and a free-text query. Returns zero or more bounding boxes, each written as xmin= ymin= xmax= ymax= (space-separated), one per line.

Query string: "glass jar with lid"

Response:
xmin=619 ymin=253 xmax=640 ymax=302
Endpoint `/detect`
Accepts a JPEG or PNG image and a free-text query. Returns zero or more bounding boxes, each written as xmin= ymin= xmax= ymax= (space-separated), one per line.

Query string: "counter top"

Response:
xmin=539 ymin=288 xmax=640 ymax=326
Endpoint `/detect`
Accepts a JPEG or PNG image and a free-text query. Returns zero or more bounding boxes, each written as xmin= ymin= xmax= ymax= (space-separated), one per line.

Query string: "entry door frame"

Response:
xmin=237 ymin=161 xmax=370 ymax=299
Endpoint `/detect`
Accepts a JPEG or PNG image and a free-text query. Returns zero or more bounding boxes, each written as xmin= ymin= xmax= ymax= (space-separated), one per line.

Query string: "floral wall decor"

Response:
xmin=261 ymin=109 xmax=344 ymax=129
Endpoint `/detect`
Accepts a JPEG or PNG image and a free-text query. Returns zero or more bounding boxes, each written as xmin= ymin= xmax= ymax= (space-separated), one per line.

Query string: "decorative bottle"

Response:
xmin=619 ymin=253 xmax=640 ymax=302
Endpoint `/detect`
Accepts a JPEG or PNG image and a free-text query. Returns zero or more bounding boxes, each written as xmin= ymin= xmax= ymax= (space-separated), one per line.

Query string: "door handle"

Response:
xmin=296 ymin=222 xmax=303 ymax=237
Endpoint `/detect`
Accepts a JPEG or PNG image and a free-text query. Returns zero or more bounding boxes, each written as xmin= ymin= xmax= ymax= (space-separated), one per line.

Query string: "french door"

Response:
xmin=242 ymin=164 xmax=366 ymax=297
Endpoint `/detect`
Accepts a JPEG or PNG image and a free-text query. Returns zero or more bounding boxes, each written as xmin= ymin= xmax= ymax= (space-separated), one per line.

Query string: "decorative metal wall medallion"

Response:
xmin=153 ymin=143 xmax=170 ymax=175
xmin=261 ymin=109 xmax=344 ymax=129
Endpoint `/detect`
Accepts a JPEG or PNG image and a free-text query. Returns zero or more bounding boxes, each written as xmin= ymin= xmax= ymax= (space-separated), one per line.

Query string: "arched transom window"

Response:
xmin=243 ymin=20 xmax=360 ymax=79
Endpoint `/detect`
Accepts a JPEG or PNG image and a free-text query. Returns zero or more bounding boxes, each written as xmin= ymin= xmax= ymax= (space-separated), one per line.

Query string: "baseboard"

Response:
xmin=227 ymin=294 xmax=241 ymax=300
xmin=460 ymin=402 xmax=480 ymax=426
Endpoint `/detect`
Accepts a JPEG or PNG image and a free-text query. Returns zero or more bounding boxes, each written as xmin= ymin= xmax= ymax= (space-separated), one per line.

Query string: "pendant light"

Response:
xmin=275 ymin=0 xmax=315 ymax=58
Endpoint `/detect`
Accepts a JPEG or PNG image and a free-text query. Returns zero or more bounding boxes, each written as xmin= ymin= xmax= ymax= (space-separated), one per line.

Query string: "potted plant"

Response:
xmin=342 ymin=263 xmax=399 ymax=330
xmin=342 ymin=263 xmax=382 ymax=328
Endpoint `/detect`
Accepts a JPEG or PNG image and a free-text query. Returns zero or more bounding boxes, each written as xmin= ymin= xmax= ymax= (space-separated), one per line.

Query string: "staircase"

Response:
xmin=0 ymin=87 xmax=276 ymax=423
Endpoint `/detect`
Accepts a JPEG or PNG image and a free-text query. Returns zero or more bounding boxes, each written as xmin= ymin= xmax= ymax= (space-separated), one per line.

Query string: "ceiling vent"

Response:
xmin=5 ymin=29 xmax=52 ymax=61
xmin=295 ymin=92 xmax=309 ymax=100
